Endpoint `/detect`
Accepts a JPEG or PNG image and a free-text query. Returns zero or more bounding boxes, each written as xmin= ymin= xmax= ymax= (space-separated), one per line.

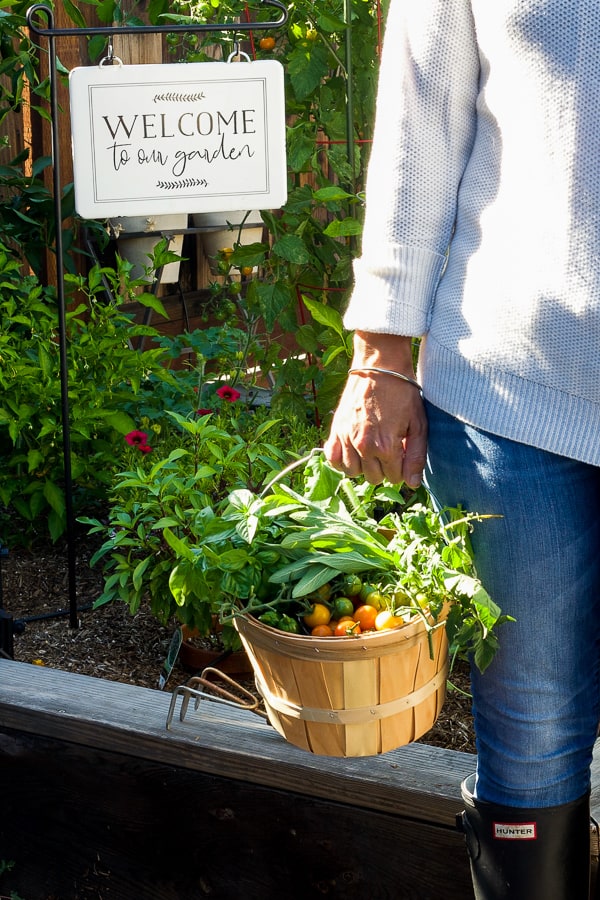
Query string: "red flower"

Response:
xmin=216 ymin=385 xmax=241 ymax=403
xmin=138 ymin=444 xmax=152 ymax=454
xmin=125 ymin=430 xmax=148 ymax=447
xmin=195 ymin=408 xmax=213 ymax=416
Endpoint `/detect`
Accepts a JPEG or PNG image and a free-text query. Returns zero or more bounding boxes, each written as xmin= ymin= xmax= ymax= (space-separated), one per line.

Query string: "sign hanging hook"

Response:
xmin=227 ymin=41 xmax=251 ymax=63
xmin=98 ymin=34 xmax=123 ymax=68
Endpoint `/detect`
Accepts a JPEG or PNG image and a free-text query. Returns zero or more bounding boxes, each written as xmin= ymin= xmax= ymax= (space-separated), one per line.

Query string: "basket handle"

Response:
xmin=259 ymin=446 xmax=324 ymax=498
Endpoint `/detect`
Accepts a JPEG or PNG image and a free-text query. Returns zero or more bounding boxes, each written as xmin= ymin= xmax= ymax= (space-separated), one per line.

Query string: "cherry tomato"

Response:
xmin=303 ymin=602 xmax=331 ymax=629
xmin=375 ymin=610 xmax=405 ymax=631
xmin=309 ymin=582 xmax=332 ymax=603
xmin=332 ymin=596 xmax=355 ymax=619
xmin=352 ymin=604 xmax=379 ymax=632
xmin=259 ymin=36 xmax=276 ymax=51
xmin=341 ymin=574 xmax=362 ymax=596
xmin=358 ymin=582 xmax=377 ymax=603
xmin=364 ymin=590 xmax=389 ymax=611
xmin=333 ymin=618 xmax=361 ymax=636
xmin=311 ymin=624 xmax=334 ymax=637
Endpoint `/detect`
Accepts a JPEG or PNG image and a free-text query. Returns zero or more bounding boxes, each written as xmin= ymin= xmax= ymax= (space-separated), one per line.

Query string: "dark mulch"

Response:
xmin=0 ymin=534 xmax=475 ymax=755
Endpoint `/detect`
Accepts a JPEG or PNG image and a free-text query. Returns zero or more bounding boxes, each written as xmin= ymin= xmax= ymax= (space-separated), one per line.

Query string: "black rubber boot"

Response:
xmin=457 ymin=774 xmax=591 ymax=899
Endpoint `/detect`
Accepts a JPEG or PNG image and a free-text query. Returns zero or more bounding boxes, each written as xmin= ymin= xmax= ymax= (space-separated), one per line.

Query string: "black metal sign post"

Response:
xmin=25 ymin=1 xmax=288 ymax=629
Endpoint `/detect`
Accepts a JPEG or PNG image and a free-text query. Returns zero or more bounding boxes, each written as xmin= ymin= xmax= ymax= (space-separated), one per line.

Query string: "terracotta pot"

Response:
xmin=179 ymin=625 xmax=252 ymax=676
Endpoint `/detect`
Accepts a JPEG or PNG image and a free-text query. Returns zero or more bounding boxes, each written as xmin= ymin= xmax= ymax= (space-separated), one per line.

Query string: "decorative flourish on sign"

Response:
xmin=156 ymin=178 xmax=209 ymax=190
xmin=153 ymin=91 xmax=206 ymax=103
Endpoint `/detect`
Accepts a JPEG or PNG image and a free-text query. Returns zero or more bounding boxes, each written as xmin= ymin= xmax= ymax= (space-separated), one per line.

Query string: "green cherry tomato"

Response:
xmin=365 ymin=590 xmax=390 ymax=612
xmin=358 ymin=582 xmax=377 ymax=603
xmin=341 ymin=574 xmax=363 ymax=597
xmin=332 ymin=596 xmax=355 ymax=619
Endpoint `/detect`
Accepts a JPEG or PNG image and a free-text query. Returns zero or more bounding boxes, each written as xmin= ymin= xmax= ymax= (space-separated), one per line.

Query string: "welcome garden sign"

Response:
xmin=69 ymin=59 xmax=287 ymax=218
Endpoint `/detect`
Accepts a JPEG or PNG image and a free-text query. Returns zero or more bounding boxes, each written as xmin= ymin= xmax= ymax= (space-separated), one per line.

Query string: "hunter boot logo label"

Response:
xmin=493 ymin=821 xmax=537 ymax=840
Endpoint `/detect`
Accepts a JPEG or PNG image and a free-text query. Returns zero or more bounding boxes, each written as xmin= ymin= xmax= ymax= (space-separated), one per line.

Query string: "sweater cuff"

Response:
xmin=343 ymin=244 xmax=446 ymax=336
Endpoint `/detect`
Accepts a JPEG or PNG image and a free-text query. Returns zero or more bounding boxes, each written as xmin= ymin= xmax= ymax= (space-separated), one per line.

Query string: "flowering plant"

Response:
xmin=124 ymin=430 xmax=153 ymax=455
xmin=80 ymin=383 xmax=320 ymax=648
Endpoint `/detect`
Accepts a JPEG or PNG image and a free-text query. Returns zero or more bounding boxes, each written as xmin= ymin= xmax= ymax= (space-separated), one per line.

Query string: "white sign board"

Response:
xmin=69 ymin=60 xmax=287 ymax=218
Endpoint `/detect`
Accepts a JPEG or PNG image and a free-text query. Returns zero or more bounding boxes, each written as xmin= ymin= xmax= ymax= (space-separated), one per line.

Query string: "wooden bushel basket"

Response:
xmin=234 ymin=609 xmax=449 ymax=757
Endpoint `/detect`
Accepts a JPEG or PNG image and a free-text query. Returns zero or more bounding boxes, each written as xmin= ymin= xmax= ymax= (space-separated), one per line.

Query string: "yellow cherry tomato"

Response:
xmin=303 ymin=602 xmax=331 ymax=629
xmin=375 ymin=610 xmax=405 ymax=631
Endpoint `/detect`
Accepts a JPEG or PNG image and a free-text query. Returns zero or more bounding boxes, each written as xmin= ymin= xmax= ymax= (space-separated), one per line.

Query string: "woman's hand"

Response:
xmin=323 ymin=332 xmax=428 ymax=487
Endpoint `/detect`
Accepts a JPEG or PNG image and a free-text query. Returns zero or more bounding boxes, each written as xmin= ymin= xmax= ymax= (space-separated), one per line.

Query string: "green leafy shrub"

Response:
xmin=80 ymin=393 xmax=320 ymax=647
xmin=0 ymin=242 xmax=174 ymax=543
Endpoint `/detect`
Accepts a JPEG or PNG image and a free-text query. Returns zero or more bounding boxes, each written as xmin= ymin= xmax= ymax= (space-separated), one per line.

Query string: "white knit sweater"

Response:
xmin=344 ymin=0 xmax=600 ymax=465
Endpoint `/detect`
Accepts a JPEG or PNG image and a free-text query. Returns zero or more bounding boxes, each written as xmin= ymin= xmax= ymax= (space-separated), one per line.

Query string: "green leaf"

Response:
xmin=163 ymin=527 xmax=195 ymax=562
xmin=301 ymin=294 xmax=345 ymax=336
xmin=291 ymin=565 xmax=339 ymax=598
xmin=324 ymin=217 xmax=363 ymax=237
xmin=27 ymin=448 xmax=44 ymax=473
xmin=61 ymin=0 xmax=87 ymax=28
xmin=272 ymin=234 xmax=310 ymax=265
xmin=43 ymin=480 xmax=65 ymax=517
xmin=288 ymin=43 xmax=330 ymax=101
xmin=313 ymin=185 xmax=355 ymax=203
xmin=105 ymin=410 xmax=137 ymax=434
xmin=136 ymin=292 xmax=169 ymax=319
xmin=132 ymin=556 xmax=151 ymax=591
xmin=253 ymin=280 xmax=292 ymax=331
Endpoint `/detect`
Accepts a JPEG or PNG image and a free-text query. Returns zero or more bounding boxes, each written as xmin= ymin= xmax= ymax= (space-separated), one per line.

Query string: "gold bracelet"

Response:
xmin=347 ymin=366 xmax=422 ymax=392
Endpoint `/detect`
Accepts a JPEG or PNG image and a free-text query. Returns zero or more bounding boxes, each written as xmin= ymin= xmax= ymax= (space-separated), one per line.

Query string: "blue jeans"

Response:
xmin=424 ymin=401 xmax=600 ymax=807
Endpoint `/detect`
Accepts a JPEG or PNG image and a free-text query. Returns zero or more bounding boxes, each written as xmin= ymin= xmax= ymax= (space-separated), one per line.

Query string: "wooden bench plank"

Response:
xmin=0 ymin=658 xmax=475 ymax=825
xmin=3 ymin=659 xmax=600 ymax=898
xmin=0 ymin=728 xmax=474 ymax=900
xmin=0 ymin=659 xmax=479 ymax=899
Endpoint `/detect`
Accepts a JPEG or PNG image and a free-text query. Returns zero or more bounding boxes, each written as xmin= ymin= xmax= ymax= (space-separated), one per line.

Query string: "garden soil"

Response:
xmin=0 ymin=532 xmax=476 ymax=754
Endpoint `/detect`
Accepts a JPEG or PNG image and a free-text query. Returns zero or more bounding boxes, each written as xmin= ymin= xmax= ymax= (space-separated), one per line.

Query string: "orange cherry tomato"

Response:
xmin=259 ymin=36 xmax=276 ymax=51
xmin=311 ymin=624 xmax=334 ymax=637
xmin=333 ymin=618 xmax=361 ymax=636
xmin=352 ymin=604 xmax=379 ymax=632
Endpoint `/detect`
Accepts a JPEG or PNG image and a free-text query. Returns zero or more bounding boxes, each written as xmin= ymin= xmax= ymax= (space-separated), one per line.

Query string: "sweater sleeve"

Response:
xmin=344 ymin=0 xmax=480 ymax=337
